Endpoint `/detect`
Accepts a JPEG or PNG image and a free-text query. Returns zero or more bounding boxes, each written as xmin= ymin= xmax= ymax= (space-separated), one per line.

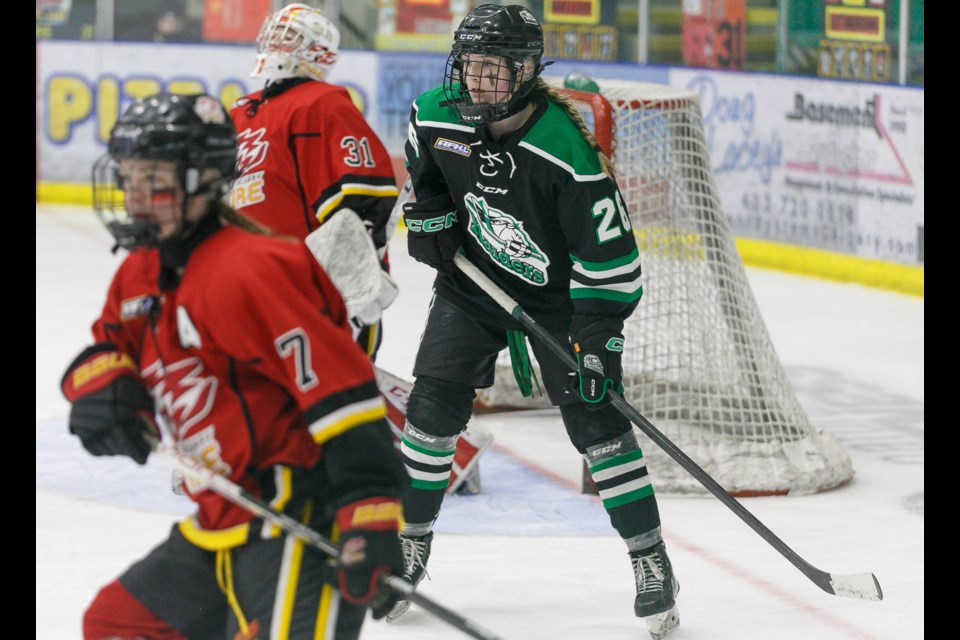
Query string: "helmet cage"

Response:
xmin=251 ymin=4 xmax=340 ymax=82
xmin=93 ymin=93 xmax=238 ymax=251
xmin=442 ymin=4 xmax=545 ymax=126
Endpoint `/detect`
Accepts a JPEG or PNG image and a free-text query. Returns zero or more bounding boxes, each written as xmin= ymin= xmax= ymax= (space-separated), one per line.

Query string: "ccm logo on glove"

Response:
xmin=402 ymin=193 xmax=465 ymax=275
xmin=404 ymin=211 xmax=457 ymax=233
xmin=569 ymin=320 xmax=625 ymax=404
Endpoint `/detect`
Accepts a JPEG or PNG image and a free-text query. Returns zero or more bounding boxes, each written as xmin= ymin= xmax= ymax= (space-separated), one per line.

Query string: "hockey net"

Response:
xmin=476 ymin=78 xmax=854 ymax=496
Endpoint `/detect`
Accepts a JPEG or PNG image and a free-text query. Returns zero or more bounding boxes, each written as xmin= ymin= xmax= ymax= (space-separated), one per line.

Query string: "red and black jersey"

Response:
xmin=91 ymin=224 xmax=402 ymax=538
xmin=229 ymin=80 xmax=398 ymax=251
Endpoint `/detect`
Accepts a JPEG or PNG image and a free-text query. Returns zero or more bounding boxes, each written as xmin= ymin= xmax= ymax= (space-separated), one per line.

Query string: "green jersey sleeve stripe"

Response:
xmin=570 ymin=286 xmax=644 ymax=303
xmin=570 ymin=248 xmax=642 ymax=276
xmin=518 ymin=141 xmax=608 ymax=182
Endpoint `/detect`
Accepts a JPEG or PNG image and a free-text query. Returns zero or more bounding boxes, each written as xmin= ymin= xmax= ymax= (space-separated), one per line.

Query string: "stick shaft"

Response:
xmin=452 ymin=252 xmax=882 ymax=601
xmin=150 ymin=438 xmax=506 ymax=639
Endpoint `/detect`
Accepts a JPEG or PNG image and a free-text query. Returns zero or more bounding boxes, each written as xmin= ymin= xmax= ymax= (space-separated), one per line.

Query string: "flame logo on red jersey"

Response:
xmin=142 ymin=357 xmax=218 ymax=439
xmin=235 ymin=127 xmax=270 ymax=174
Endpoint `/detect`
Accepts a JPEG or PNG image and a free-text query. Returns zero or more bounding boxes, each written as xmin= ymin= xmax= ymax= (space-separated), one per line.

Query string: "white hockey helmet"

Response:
xmin=251 ymin=4 xmax=340 ymax=82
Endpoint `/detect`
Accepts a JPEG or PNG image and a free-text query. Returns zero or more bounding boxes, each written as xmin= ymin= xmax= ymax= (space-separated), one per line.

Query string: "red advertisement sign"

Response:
xmin=203 ymin=0 xmax=272 ymax=43
xmin=681 ymin=0 xmax=746 ymax=69
xmin=396 ymin=0 xmax=452 ymax=34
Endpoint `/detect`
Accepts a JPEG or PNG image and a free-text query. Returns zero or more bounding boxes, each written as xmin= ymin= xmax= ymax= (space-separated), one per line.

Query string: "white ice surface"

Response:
xmin=37 ymin=205 xmax=923 ymax=640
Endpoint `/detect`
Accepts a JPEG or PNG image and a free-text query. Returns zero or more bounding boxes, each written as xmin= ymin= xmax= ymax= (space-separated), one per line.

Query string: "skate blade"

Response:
xmin=644 ymin=605 xmax=679 ymax=640
xmin=385 ymin=599 xmax=412 ymax=624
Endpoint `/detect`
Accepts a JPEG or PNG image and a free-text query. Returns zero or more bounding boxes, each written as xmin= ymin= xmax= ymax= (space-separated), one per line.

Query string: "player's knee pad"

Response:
xmin=406 ymin=375 xmax=476 ymax=438
xmin=559 ymin=401 xmax=632 ymax=453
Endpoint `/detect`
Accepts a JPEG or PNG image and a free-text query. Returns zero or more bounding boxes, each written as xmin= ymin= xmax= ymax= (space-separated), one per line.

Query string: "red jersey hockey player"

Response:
xmin=230 ymin=3 xmax=491 ymax=495
xmin=229 ymin=3 xmax=398 ymax=358
xmin=63 ymin=91 xmax=405 ymax=640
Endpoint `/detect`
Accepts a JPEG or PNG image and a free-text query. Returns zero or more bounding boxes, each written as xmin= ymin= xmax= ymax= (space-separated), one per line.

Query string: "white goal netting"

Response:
xmin=477 ymin=78 xmax=854 ymax=496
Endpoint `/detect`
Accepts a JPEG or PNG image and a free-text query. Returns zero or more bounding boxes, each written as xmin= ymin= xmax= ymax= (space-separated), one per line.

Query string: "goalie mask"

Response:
xmin=92 ymin=92 xmax=238 ymax=251
xmin=251 ymin=3 xmax=340 ymax=82
xmin=442 ymin=4 xmax=547 ymax=126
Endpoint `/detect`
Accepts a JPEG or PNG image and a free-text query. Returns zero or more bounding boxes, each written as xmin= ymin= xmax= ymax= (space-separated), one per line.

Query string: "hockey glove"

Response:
xmin=335 ymin=497 xmax=404 ymax=619
xmin=402 ymin=194 xmax=465 ymax=275
xmin=61 ymin=343 xmax=158 ymax=465
xmin=569 ymin=319 xmax=625 ymax=404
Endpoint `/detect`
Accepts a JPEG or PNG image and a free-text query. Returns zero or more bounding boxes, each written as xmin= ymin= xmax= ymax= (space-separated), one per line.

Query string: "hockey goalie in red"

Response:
xmin=228 ymin=3 xmax=491 ymax=495
xmin=62 ymin=91 xmax=406 ymax=640
xmin=228 ymin=3 xmax=398 ymax=359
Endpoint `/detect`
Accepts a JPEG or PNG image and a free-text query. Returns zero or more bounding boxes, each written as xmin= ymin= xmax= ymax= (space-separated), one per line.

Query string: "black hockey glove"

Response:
xmin=335 ymin=497 xmax=404 ymax=619
xmin=402 ymin=194 xmax=465 ymax=275
xmin=569 ymin=319 xmax=625 ymax=404
xmin=61 ymin=343 xmax=158 ymax=465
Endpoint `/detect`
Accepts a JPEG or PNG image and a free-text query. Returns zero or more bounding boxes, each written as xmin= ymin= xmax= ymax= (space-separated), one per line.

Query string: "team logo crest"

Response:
xmin=464 ymin=193 xmax=549 ymax=285
xmin=235 ymin=127 xmax=270 ymax=174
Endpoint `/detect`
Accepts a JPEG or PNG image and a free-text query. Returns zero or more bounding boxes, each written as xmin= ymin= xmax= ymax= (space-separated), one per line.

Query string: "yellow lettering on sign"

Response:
xmin=47 ymin=77 xmax=92 ymax=143
xmin=45 ymin=73 xmax=253 ymax=147
xmin=220 ymin=82 xmax=247 ymax=111
xmin=168 ymin=80 xmax=205 ymax=96
xmin=97 ymin=78 xmax=120 ymax=143
xmin=124 ymin=78 xmax=163 ymax=102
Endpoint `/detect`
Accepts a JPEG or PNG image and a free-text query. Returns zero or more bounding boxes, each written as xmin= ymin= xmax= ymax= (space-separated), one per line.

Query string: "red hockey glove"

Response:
xmin=61 ymin=344 xmax=158 ymax=465
xmin=402 ymin=194 xmax=465 ymax=275
xmin=569 ymin=319 xmax=625 ymax=404
xmin=335 ymin=497 xmax=404 ymax=619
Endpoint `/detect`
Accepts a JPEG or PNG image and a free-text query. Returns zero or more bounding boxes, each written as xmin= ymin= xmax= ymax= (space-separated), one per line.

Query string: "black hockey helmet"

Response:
xmin=93 ymin=92 xmax=238 ymax=250
xmin=442 ymin=4 xmax=547 ymax=125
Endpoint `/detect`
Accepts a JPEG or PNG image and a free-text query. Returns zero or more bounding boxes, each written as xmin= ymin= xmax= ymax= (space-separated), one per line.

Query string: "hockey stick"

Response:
xmin=452 ymin=252 xmax=883 ymax=602
xmin=146 ymin=434 xmax=505 ymax=640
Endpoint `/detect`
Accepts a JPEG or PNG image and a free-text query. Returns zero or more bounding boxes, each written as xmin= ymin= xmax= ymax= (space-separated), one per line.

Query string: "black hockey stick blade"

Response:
xmin=147 ymin=434 xmax=507 ymax=639
xmin=452 ymin=252 xmax=883 ymax=602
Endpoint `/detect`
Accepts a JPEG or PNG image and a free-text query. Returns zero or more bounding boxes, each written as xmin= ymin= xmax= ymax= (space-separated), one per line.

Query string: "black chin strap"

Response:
xmin=157 ymin=206 xmax=223 ymax=290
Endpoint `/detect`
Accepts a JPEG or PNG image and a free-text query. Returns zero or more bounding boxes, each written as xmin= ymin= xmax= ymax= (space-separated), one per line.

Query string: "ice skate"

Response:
xmin=631 ymin=541 xmax=680 ymax=640
xmin=385 ymin=531 xmax=433 ymax=623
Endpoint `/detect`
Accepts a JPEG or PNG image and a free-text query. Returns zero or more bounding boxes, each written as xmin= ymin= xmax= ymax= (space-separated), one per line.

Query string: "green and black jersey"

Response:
xmin=405 ymin=84 xmax=643 ymax=333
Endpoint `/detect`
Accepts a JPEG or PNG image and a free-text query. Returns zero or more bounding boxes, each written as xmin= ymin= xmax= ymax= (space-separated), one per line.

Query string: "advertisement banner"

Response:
xmin=38 ymin=41 xmax=379 ymax=184
xmin=545 ymin=0 xmax=600 ymax=25
xmin=202 ymin=0 xmax=272 ymax=43
xmin=375 ymin=0 xmax=461 ymax=52
xmin=681 ymin=0 xmax=746 ymax=69
xmin=671 ymin=68 xmax=923 ymax=265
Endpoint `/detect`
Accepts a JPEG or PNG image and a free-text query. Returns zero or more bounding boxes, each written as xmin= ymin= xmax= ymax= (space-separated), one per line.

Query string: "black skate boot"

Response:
xmin=631 ymin=541 xmax=680 ymax=640
xmin=385 ymin=531 xmax=434 ymax=623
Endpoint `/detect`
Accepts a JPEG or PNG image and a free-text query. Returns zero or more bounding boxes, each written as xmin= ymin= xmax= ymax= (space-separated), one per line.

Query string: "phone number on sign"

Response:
xmin=739 ymin=190 xmax=855 ymax=223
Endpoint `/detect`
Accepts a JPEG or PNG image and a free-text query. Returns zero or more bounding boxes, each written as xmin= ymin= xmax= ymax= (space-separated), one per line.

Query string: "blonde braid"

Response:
xmin=535 ymin=79 xmax=616 ymax=180
xmin=215 ymin=200 xmax=272 ymax=235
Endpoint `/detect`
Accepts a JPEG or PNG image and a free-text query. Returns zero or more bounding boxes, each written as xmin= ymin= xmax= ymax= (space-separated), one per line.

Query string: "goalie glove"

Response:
xmin=402 ymin=193 xmax=465 ymax=275
xmin=348 ymin=269 xmax=399 ymax=327
xmin=335 ymin=497 xmax=404 ymax=619
xmin=61 ymin=343 xmax=158 ymax=465
xmin=305 ymin=209 xmax=398 ymax=326
xmin=568 ymin=319 xmax=625 ymax=404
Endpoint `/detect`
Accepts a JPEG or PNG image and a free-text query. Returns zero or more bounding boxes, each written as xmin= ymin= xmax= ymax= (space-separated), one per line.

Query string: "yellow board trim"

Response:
xmin=736 ymin=238 xmax=923 ymax=298
xmin=36 ymin=184 xmax=924 ymax=299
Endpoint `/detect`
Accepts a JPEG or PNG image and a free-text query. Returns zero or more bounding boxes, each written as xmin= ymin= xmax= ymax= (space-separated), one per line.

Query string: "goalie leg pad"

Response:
xmin=446 ymin=427 xmax=493 ymax=495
